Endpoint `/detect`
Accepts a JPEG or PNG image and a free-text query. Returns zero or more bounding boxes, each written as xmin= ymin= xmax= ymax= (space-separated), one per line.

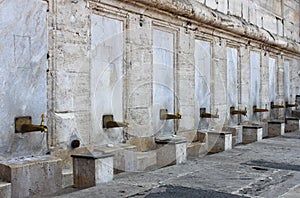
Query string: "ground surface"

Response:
xmin=52 ymin=131 xmax=300 ymax=198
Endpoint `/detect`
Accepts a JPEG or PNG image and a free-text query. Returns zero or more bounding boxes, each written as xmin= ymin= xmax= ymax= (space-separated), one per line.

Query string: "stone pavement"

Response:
xmin=52 ymin=131 xmax=300 ymax=198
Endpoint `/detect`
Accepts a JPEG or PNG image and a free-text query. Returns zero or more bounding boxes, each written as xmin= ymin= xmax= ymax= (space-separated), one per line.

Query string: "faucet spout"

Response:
xmin=253 ymin=105 xmax=269 ymax=113
xmin=200 ymin=108 xmax=219 ymax=118
xmin=21 ymin=124 xmax=48 ymax=133
xmin=230 ymin=106 xmax=247 ymax=116
xmin=271 ymin=101 xmax=285 ymax=109
xmin=105 ymin=121 xmax=129 ymax=128
xmin=103 ymin=115 xmax=129 ymax=129
xmin=286 ymin=101 xmax=298 ymax=108
xmin=15 ymin=114 xmax=48 ymax=133
xmin=160 ymin=109 xmax=181 ymax=120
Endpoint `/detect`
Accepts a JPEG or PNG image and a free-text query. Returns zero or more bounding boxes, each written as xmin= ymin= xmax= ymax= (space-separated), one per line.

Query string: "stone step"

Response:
xmin=285 ymin=118 xmax=300 ymax=132
xmin=0 ymin=182 xmax=11 ymax=198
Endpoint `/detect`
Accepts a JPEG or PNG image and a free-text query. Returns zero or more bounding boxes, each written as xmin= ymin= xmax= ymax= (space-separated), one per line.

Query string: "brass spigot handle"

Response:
xmin=41 ymin=113 xmax=47 ymax=132
xmin=41 ymin=113 xmax=45 ymax=125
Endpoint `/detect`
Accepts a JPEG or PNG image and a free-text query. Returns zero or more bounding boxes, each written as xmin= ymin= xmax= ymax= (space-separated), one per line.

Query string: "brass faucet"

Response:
xmin=103 ymin=115 xmax=129 ymax=129
xmin=200 ymin=108 xmax=219 ymax=118
xmin=15 ymin=114 xmax=48 ymax=133
xmin=253 ymin=105 xmax=269 ymax=113
xmin=285 ymin=101 xmax=298 ymax=108
xmin=160 ymin=109 xmax=181 ymax=120
xmin=271 ymin=101 xmax=285 ymax=109
xmin=230 ymin=106 xmax=247 ymax=116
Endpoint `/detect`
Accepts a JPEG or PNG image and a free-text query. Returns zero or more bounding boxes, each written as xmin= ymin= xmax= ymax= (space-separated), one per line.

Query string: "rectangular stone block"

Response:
xmin=242 ymin=126 xmax=263 ymax=144
xmin=292 ymin=110 xmax=300 ymax=118
xmin=260 ymin=122 xmax=269 ymax=138
xmin=0 ymin=155 xmax=62 ymax=197
xmin=268 ymin=121 xmax=285 ymax=137
xmin=206 ymin=131 xmax=232 ymax=153
xmin=222 ymin=126 xmax=243 ymax=145
xmin=72 ymin=152 xmax=114 ymax=189
xmin=156 ymin=138 xmax=187 ymax=168
xmin=0 ymin=182 xmax=11 ymax=198
xmin=285 ymin=118 xmax=300 ymax=132
xmin=94 ymin=144 xmax=137 ymax=173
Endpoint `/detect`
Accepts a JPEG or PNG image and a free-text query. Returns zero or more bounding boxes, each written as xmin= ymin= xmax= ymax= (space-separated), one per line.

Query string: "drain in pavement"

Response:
xmin=252 ymin=166 xmax=268 ymax=171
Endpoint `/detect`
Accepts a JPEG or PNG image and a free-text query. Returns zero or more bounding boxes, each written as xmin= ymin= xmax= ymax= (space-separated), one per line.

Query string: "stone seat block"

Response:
xmin=205 ymin=131 xmax=232 ymax=153
xmin=94 ymin=144 xmax=137 ymax=173
xmin=242 ymin=126 xmax=263 ymax=144
xmin=285 ymin=118 xmax=300 ymax=132
xmin=0 ymin=155 xmax=62 ymax=197
xmin=71 ymin=152 xmax=114 ymax=189
xmin=222 ymin=126 xmax=243 ymax=146
xmin=155 ymin=136 xmax=187 ymax=168
xmin=292 ymin=110 xmax=300 ymax=118
xmin=268 ymin=120 xmax=285 ymax=137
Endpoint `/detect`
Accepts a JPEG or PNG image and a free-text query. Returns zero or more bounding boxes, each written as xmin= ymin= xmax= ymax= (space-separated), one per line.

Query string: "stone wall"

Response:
xmin=0 ymin=0 xmax=48 ymax=159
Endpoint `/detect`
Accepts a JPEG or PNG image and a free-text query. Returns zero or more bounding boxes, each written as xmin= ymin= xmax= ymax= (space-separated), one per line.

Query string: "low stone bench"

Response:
xmin=0 ymin=155 xmax=62 ymax=197
xmin=285 ymin=117 xmax=300 ymax=132
xmin=268 ymin=120 xmax=285 ymax=137
xmin=155 ymin=136 xmax=187 ymax=168
xmin=205 ymin=131 xmax=232 ymax=153
xmin=71 ymin=152 xmax=114 ymax=189
xmin=242 ymin=126 xmax=263 ymax=144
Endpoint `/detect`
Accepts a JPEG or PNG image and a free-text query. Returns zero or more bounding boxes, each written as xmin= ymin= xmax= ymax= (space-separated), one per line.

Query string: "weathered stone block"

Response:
xmin=156 ymin=137 xmax=187 ymax=168
xmin=94 ymin=144 xmax=137 ymax=173
xmin=71 ymin=152 xmax=114 ymax=189
xmin=242 ymin=126 xmax=263 ymax=143
xmin=292 ymin=110 xmax=300 ymax=118
xmin=222 ymin=126 xmax=243 ymax=145
xmin=260 ymin=122 xmax=269 ymax=138
xmin=0 ymin=182 xmax=11 ymax=198
xmin=285 ymin=118 xmax=300 ymax=132
xmin=206 ymin=131 xmax=232 ymax=153
xmin=0 ymin=155 xmax=62 ymax=197
xmin=268 ymin=121 xmax=285 ymax=137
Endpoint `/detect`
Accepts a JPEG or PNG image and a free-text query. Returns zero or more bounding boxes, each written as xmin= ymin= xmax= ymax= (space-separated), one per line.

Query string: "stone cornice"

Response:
xmin=114 ymin=0 xmax=300 ymax=55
